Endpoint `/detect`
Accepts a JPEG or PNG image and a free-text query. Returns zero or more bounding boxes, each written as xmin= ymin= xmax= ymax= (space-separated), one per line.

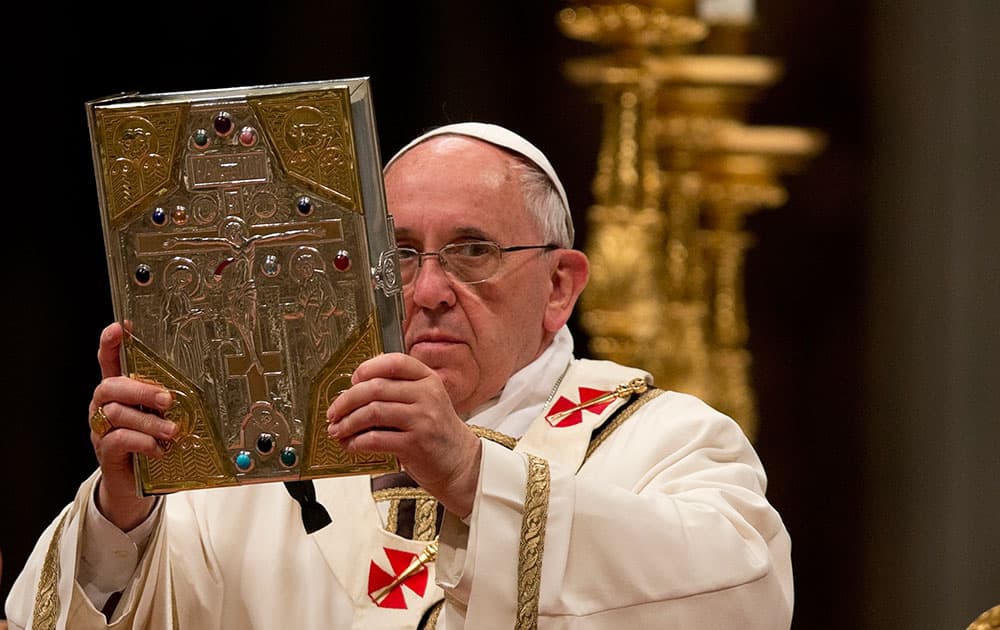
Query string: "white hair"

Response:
xmin=509 ymin=156 xmax=573 ymax=248
xmin=385 ymin=123 xmax=576 ymax=247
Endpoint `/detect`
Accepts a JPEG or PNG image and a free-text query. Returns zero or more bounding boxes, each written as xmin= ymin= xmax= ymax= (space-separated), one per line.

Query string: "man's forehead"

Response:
xmin=385 ymin=139 xmax=523 ymax=207
xmin=384 ymin=123 xmax=574 ymax=244
xmin=386 ymin=135 xmax=513 ymax=174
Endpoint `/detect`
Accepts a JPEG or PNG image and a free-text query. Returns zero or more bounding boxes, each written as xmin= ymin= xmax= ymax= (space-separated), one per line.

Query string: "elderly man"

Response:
xmin=6 ymin=123 xmax=792 ymax=629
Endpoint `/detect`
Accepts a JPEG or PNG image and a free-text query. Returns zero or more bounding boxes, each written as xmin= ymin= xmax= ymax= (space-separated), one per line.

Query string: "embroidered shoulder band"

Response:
xmin=585 ymin=388 xmax=664 ymax=461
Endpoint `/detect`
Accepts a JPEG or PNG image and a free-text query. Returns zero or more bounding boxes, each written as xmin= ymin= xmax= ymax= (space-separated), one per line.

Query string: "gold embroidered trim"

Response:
xmin=419 ymin=598 xmax=445 ymax=629
xmin=585 ymin=388 xmax=664 ymax=461
xmin=413 ymin=497 xmax=439 ymax=541
xmin=386 ymin=499 xmax=400 ymax=534
xmin=469 ymin=424 xmax=517 ymax=450
xmin=371 ymin=487 xmax=433 ymax=502
xmin=32 ymin=510 xmax=70 ymax=630
xmin=372 ymin=487 xmax=439 ymax=539
xmin=516 ymin=454 xmax=550 ymax=630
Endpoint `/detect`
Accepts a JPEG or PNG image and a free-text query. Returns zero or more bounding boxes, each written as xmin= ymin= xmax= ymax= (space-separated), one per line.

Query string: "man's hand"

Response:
xmin=326 ymin=353 xmax=482 ymax=519
xmin=89 ymin=323 xmax=177 ymax=531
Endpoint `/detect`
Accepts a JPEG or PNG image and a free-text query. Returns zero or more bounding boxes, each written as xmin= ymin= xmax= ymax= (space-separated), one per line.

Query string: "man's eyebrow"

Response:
xmin=394 ymin=226 xmax=495 ymax=241
xmin=451 ymin=226 xmax=493 ymax=240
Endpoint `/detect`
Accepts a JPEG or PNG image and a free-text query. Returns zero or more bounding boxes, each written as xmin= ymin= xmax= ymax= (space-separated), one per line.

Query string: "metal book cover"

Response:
xmin=86 ymin=78 xmax=404 ymax=495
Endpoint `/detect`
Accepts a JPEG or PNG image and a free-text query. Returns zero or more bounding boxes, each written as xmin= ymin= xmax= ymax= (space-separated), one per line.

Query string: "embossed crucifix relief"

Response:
xmin=134 ymin=211 xmax=345 ymax=454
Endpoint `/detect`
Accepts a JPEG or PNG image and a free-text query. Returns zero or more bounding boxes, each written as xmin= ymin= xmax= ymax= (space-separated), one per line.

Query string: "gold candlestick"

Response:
xmin=559 ymin=1 xmax=824 ymax=439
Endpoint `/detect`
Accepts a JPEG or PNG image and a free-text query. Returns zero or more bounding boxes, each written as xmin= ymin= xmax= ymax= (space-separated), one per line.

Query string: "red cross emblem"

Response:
xmin=545 ymin=387 xmax=615 ymax=427
xmin=367 ymin=547 xmax=430 ymax=609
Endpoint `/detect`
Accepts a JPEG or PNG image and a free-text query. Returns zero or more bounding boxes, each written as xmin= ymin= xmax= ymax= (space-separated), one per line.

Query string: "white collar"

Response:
xmin=465 ymin=326 xmax=574 ymax=438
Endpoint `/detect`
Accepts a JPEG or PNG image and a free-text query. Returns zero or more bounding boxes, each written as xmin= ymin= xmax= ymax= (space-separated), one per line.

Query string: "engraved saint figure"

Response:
xmin=109 ymin=116 xmax=168 ymax=205
xmin=159 ymin=260 xmax=207 ymax=380
xmin=283 ymin=248 xmax=343 ymax=370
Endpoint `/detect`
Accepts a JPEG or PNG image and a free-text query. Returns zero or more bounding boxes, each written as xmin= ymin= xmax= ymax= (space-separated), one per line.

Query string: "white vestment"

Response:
xmin=6 ymin=327 xmax=792 ymax=628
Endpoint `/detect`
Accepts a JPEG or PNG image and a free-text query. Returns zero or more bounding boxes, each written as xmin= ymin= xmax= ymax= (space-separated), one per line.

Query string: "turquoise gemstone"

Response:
xmin=280 ymin=447 xmax=297 ymax=467
xmin=235 ymin=451 xmax=253 ymax=471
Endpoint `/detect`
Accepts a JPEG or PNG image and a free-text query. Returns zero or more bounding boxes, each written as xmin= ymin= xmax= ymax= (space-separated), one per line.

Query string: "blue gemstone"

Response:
xmin=235 ymin=451 xmax=253 ymax=471
xmin=135 ymin=264 xmax=152 ymax=285
xmin=151 ymin=207 xmax=167 ymax=225
xmin=296 ymin=196 xmax=313 ymax=215
xmin=280 ymin=447 xmax=297 ymax=467
xmin=257 ymin=433 xmax=274 ymax=454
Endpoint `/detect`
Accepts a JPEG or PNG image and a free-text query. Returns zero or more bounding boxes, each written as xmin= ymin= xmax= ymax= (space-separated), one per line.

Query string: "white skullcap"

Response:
xmin=384 ymin=122 xmax=574 ymax=243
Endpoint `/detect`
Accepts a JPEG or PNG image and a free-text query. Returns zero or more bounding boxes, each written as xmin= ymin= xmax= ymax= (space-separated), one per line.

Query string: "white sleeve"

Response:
xmin=77 ymin=481 xmax=162 ymax=612
xmin=437 ymin=393 xmax=793 ymax=629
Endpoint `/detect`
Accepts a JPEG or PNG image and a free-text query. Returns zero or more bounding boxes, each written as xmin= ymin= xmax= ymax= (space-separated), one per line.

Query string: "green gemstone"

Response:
xmin=193 ymin=129 xmax=209 ymax=148
xmin=280 ymin=447 xmax=297 ymax=467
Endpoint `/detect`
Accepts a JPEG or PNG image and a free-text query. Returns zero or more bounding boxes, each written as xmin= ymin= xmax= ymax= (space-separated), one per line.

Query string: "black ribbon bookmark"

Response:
xmin=284 ymin=480 xmax=333 ymax=534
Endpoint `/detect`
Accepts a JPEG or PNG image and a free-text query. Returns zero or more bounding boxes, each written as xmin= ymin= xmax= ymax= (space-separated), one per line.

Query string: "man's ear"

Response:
xmin=544 ymin=249 xmax=589 ymax=334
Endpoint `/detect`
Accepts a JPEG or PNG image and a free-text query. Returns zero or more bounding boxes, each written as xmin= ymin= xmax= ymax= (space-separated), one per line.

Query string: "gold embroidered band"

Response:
xmin=516 ymin=454 xmax=550 ymax=630
xmin=371 ymin=486 xmax=440 ymax=540
xmin=469 ymin=424 xmax=518 ymax=450
xmin=32 ymin=510 xmax=70 ymax=629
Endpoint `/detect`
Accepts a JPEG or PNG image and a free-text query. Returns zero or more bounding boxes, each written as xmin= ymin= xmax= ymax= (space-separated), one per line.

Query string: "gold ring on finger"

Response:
xmin=89 ymin=405 xmax=114 ymax=437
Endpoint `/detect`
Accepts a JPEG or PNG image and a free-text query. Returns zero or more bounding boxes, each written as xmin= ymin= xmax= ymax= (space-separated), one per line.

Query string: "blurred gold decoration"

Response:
xmin=559 ymin=0 xmax=825 ymax=439
xmin=968 ymin=605 xmax=1000 ymax=630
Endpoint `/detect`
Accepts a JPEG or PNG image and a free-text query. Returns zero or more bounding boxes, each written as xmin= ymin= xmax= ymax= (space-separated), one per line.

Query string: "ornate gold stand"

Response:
xmin=968 ymin=605 xmax=1000 ymax=630
xmin=559 ymin=1 xmax=824 ymax=439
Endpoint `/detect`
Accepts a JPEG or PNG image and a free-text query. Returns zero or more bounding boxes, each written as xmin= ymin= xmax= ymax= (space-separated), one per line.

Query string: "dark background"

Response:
xmin=2 ymin=2 xmax=997 ymax=629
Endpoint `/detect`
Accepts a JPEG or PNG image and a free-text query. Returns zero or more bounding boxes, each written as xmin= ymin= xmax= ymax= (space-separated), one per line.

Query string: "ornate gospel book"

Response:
xmin=86 ymin=78 xmax=404 ymax=495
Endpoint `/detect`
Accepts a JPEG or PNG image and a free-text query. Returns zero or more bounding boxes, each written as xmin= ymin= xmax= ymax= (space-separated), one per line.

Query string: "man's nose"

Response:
xmin=409 ymin=255 xmax=457 ymax=309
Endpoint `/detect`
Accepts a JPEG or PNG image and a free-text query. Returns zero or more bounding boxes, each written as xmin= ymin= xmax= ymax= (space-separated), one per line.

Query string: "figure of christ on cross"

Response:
xmin=144 ymin=213 xmax=344 ymax=452
xmin=159 ymin=215 xmax=324 ymax=371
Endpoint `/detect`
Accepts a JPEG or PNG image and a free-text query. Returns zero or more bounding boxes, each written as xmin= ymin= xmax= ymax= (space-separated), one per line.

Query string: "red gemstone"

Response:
xmin=214 ymin=112 xmax=233 ymax=136
xmin=239 ymin=126 xmax=257 ymax=147
xmin=172 ymin=206 xmax=188 ymax=225
xmin=334 ymin=250 xmax=351 ymax=271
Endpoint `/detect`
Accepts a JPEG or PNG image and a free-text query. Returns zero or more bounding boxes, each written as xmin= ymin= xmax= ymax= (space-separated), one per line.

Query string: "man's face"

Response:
xmin=385 ymin=137 xmax=557 ymax=417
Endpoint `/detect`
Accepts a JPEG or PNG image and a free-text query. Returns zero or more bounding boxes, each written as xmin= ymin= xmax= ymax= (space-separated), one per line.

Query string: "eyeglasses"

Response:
xmin=396 ymin=240 xmax=560 ymax=285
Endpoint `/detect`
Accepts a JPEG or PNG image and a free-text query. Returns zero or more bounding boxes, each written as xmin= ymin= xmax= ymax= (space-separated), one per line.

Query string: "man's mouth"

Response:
xmin=407 ymin=332 xmax=466 ymax=351
xmin=410 ymin=336 xmax=462 ymax=345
